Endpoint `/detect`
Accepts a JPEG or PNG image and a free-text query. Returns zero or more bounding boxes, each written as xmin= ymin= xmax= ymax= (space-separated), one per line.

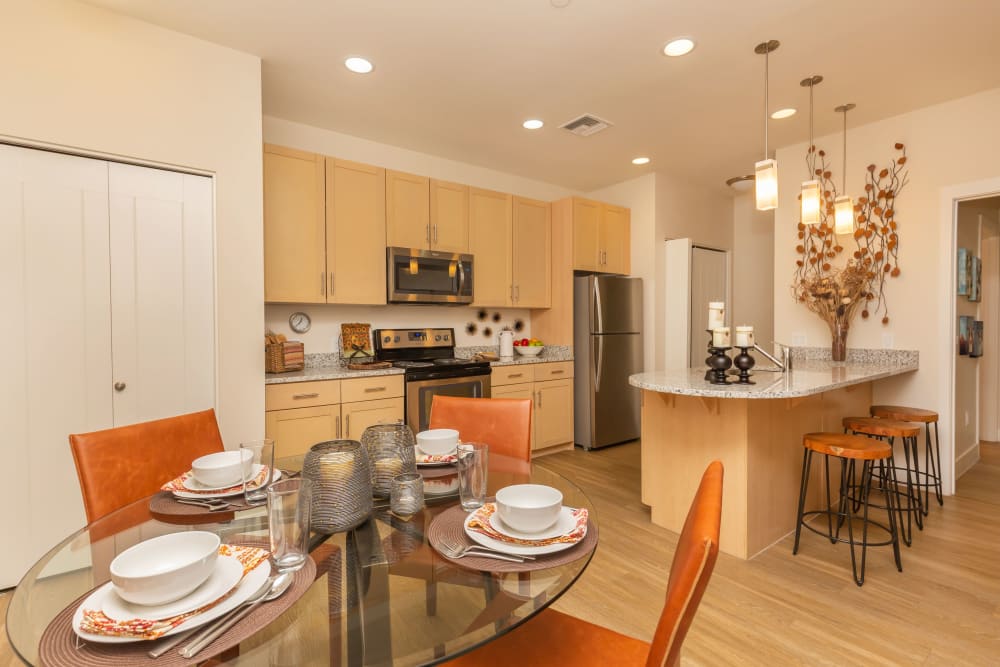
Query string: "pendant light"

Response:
xmin=834 ymin=103 xmax=856 ymax=235
xmin=799 ymin=75 xmax=823 ymax=225
xmin=754 ymin=40 xmax=779 ymax=211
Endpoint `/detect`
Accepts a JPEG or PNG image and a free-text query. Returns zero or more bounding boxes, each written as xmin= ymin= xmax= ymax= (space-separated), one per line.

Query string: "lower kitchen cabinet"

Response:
xmin=491 ymin=362 xmax=574 ymax=455
xmin=265 ymin=375 xmax=404 ymax=458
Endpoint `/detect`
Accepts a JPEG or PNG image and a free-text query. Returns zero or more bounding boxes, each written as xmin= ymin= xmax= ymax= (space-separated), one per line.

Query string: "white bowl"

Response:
xmin=495 ymin=484 xmax=563 ymax=534
xmin=191 ymin=450 xmax=253 ymax=487
xmin=110 ymin=531 xmax=220 ymax=606
xmin=514 ymin=345 xmax=544 ymax=357
xmin=417 ymin=428 xmax=460 ymax=456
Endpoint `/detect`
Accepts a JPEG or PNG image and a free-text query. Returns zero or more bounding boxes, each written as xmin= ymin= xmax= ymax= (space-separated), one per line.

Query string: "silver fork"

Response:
xmin=174 ymin=498 xmax=233 ymax=511
xmin=438 ymin=537 xmax=533 ymax=562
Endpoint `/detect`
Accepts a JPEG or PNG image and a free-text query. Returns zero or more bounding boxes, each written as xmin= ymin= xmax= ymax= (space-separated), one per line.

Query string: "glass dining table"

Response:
xmin=5 ymin=454 xmax=597 ymax=666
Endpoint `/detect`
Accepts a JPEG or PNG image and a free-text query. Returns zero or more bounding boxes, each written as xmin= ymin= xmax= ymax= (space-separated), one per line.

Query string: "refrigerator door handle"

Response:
xmin=594 ymin=335 xmax=604 ymax=392
xmin=593 ymin=278 xmax=604 ymax=334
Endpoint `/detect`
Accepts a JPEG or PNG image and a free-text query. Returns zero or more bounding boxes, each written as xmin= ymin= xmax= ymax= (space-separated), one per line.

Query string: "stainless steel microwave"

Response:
xmin=387 ymin=247 xmax=474 ymax=304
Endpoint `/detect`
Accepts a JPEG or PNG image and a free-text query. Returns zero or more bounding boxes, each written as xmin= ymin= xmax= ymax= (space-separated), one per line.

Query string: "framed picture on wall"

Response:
xmin=969 ymin=256 xmax=982 ymax=302
xmin=959 ymin=315 xmax=971 ymax=355
xmin=957 ymin=248 xmax=971 ymax=295
xmin=971 ymin=320 xmax=984 ymax=358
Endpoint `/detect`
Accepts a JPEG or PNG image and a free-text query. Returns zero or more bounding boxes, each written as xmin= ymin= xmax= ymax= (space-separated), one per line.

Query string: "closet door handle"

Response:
xmin=114 ymin=382 xmax=126 ymax=392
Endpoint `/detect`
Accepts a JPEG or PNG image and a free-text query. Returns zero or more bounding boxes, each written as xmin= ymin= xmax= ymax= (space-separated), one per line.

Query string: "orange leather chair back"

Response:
xmin=69 ymin=409 xmax=225 ymax=523
xmin=645 ymin=460 xmax=723 ymax=667
xmin=428 ymin=396 xmax=533 ymax=462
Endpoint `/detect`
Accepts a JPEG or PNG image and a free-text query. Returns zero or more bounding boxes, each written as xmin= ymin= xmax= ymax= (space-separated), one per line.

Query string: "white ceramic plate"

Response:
xmin=416 ymin=445 xmax=457 ymax=458
xmin=101 ymin=554 xmax=243 ymax=622
xmin=415 ymin=457 xmax=456 ymax=468
xmin=463 ymin=508 xmax=585 ymax=556
xmin=489 ymin=506 xmax=577 ymax=541
xmin=181 ymin=464 xmax=265 ymax=492
xmin=173 ymin=468 xmax=281 ymax=499
xmin=72 ymin=557 xmax=270 ymax=644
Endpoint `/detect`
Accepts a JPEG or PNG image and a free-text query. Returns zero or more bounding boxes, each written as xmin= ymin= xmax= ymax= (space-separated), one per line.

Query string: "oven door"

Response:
xmin=387 ymin=247 xmax=474 ymax=304
xmin=406 ymin=373 xmax=491 ymax=433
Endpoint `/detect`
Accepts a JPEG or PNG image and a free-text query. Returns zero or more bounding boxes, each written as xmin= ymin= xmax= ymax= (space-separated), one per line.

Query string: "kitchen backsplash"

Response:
xmin=265 ymin=303 xmax=533 ymax=352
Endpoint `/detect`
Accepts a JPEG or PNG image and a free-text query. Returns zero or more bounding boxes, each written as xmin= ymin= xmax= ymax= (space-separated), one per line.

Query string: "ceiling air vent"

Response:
xmin=559 ymin=113 xmax=613 ymax=137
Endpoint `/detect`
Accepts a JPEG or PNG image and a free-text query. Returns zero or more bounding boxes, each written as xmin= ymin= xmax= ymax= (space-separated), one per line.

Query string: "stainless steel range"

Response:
xmin=374 ymin=327 xmax=491 ymax=432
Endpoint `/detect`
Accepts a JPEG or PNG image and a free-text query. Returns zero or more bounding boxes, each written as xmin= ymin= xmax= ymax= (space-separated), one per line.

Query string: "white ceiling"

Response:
xmin=85 ymin=0 xmax=1000 ymax=192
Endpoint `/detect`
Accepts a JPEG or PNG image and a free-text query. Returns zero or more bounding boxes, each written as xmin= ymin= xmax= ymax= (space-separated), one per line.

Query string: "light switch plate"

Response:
xmin=882 ymin=333 xmax=894 ymax=348
xmin=792 ymin=333 xmax=807 ymax=346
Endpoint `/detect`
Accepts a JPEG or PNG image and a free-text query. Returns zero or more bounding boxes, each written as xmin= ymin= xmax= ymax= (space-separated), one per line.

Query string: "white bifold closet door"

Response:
xmin=0 ymin=145 xmax=215 ymax=587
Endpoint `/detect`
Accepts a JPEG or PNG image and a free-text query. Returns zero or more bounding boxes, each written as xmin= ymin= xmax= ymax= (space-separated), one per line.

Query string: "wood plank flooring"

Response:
xmin=3 ymin=441 xmax=998 ymax=665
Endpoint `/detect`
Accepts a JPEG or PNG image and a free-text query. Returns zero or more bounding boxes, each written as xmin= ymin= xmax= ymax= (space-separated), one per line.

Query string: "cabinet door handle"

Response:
xmin=510 ymin=285 xmax=515 ymax=303
xmin=114 ymin=381 xmax=126 ymax=392
xmin=550 ymin=370 xmax=565 ymax=375
xmin=515 ymin=285 xmax=520 ymax=302
xmin=426 ymin=224 xmax=431 ymax=244
xmin=345 ymin=414 xmax=351 ymax=438
xmin=292 ymin=392 xmax=320 ymax=399
xmin=336 ymin=415 xmax=342 ymax=439
xmin=320 ymin=272 xmax=326 ymax=296
xmin=364 ymin=386 xmax=386 ymax=393
xmin=433 ymin=225 xmax=438 ymax=244
xmin=508 ymin=373 xmax=523 ymax=379
xmin=330 ymin=272 xmax=335 ymax=296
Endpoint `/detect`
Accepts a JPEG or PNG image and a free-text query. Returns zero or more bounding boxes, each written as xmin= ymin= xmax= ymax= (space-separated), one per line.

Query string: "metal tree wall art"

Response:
xmin=792 ymin=143 xmax=909 ymax=323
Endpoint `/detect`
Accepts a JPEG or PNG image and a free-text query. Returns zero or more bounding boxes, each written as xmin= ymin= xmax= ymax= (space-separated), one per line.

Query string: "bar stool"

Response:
xmin=871 ymin=405 xmax=942 ymax=514
xmin=794 ymin=432 xmax=902 ymax=586
xmin=843 ymin=417 xmax=922 ymax=546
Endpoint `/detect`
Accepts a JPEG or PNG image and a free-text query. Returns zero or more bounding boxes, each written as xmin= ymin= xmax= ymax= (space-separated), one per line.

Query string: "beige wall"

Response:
xmin=731 ymin=193 xmax=775 ymax=352
xmin=588 ymin=173 xmax=657 ymax=370
xmin=262 ymin=115 xmax=578 ymax=350
xmin=0 ymin=0 xmax=264 ymax=444
xmin=774 ymin=87 xmax=1000 ymax=493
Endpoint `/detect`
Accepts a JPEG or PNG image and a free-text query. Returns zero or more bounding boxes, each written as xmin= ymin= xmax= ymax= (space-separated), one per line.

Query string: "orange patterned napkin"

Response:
xmin=417 ymin=453 xmax=457 ymax=464
xmin=78 ymin=544 xmax=269 ymax=640
xmin=161 ymin=466 xmax=271 ymax=495
xmin=467 ymin=503 xmax=588 ymax=547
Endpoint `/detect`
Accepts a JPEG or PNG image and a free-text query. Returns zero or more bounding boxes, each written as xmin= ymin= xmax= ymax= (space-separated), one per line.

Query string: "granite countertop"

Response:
xmin=629 ymin=348 xmax=918 ymax=399
xmin=266 ymin=345 xmax=573 ymax=385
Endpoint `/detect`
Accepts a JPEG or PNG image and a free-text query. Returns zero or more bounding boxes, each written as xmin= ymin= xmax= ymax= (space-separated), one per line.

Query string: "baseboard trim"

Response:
xmin=956 ymin=442 xmax=981 ymax=479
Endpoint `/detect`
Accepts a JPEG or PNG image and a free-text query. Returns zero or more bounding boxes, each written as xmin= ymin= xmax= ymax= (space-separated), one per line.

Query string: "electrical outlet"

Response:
xmin=882 ymin=333 xmax=894 ymax=349
xmin=792 ymin=333 xmax=807 ymax=346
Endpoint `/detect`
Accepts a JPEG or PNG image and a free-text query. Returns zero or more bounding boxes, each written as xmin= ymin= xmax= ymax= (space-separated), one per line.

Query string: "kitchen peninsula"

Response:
xmin=630 ymin=350 xmax=918 ymax=560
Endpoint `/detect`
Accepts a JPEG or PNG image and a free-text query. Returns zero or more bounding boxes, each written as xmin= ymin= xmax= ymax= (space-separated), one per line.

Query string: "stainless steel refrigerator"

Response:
xmin=573 ymin=275 xmax=643 ymax=450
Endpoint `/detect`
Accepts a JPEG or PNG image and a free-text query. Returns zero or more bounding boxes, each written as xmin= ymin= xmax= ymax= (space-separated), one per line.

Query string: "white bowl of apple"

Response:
xmin=514 ymin=338 xmax=544 ymax=356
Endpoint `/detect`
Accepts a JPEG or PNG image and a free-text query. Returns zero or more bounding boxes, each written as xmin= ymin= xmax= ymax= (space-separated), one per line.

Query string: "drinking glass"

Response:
xmin=456 ymin=442 xmax=488 ymax=511
xmin=241 ymin=439 xmax=275 ymax=506
xmin=390 ymin=473 xmax=424 ymax=517
xmin=267 ymin=478 xmax=312 ymax=572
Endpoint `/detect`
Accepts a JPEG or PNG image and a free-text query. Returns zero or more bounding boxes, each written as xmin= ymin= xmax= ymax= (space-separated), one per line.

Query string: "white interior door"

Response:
xmin=109 ymin=164 xmax=215 ymax=425
xmin=689 ymin=247 xmax=729 ymax=368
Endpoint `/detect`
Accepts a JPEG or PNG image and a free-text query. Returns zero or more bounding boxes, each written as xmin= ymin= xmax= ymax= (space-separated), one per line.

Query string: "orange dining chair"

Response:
xmin=446 ymin=460 xmax=724 ymax=667
xmin=429 ymin=396 xmax=533 ymax=462
xmin=68 ymin=409 xmax=225 ymax=523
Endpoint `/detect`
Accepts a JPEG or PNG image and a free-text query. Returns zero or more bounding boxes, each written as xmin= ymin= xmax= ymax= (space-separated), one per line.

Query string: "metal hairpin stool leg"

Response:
xmin=793 ymin=432 xmax=902 ymax=586
xmin=871 ymin=405 xmax=943 ymax=513
xmin=842 ymin=417 xmax=922 ymax=546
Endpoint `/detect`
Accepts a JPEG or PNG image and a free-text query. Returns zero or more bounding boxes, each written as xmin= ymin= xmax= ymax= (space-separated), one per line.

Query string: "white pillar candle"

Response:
xmin=712 ymin=327 xmax=731 ymax=347
xmin=735 ymin=326 xmax=755 ymax=348
xmin=708 ymin=302 xmax=725 ymax=330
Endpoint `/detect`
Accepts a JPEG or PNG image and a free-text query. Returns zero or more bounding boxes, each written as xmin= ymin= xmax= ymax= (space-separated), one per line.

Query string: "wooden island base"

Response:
xmin=640 ymin=384 xmax=874 ymax=560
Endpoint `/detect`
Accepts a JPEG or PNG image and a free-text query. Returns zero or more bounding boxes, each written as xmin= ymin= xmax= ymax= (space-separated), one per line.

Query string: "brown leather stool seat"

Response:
xmin=794 ymin=433 xmax=902 ymax=586
xmin=871 ymin=405 xmax=943 ymax=512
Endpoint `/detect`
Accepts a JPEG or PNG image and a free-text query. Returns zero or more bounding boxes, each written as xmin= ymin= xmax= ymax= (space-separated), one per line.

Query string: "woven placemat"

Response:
xmin=148 ymin=491 xmax=252 ymax=519
xmin=426 ymin=505 xmax=598 ymax=573
xmin=38 ymin=555 xmax=315 ymax=666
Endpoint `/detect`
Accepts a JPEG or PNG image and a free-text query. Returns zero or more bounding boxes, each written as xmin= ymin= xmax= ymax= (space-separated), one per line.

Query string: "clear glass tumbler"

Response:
xmin=241 ymin=439 xmax=275 ymax=506
xmin=267 ymin=478 xmax=312 ymax=572
xmin=456 ymin=442 xmax=488 ymax=511
xmin=390 ymin=473 xmax=424 ymax=517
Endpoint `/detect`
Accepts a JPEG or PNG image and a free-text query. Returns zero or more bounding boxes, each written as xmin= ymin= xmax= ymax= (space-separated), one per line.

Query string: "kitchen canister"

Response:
xmin=361 ymin=422 xmax=418 ymax=498
xmin=303 ymin=440 xmax=372 ymax=533
xmin=498 ymin=329 xmax=514 ymax=358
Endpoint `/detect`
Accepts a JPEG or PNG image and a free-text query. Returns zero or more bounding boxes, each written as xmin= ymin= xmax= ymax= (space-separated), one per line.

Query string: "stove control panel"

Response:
xmin=375 ymin=328 xmax=454 ymax=350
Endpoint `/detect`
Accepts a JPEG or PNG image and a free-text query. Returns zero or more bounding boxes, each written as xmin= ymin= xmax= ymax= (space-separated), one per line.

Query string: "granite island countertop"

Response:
xmin=629 ymin=349 xmax=918 ymax=399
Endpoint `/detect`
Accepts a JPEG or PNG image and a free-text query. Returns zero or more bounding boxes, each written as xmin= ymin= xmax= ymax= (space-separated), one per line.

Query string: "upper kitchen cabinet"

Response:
xmin=326 ymin=158 xmax=387 ymax=304
xmin=264 ymin=144 xmax=326 ymax=303
xmin=512 ymin=196 xmax=551 ymax=307
xmin=429 ymin=179 xmax=470 ymax=253
xmin=386 ymin=170 xmax=430 ymax=249
xmin=469 ymin=187 xmax=512 ymax=307
xmin=570 ymin=197 xmax=631 ymax=275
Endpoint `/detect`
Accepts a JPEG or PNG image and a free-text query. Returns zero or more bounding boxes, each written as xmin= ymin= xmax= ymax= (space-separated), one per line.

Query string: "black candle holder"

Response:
xmin=707 ymin=347 xmax=733 ymax=384
xmin=733 ymin=347 xmax=756 ymax=384
xmin=704 ymin=330 xmax=715 ymax=381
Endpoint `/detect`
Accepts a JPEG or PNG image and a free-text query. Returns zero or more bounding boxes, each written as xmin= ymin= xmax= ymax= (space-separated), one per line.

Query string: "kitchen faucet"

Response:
xmin=753 ymin=342 xmax=792 ymax=372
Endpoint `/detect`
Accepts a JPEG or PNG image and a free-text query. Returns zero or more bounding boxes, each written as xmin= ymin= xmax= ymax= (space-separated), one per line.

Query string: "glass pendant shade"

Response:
xmin=755 ymin=159 xmax=778 ymax=211
xmin=834 ymin=195 xmax=854 ymax=235
xmin=800 ymin=180 xmax=821 ymax=225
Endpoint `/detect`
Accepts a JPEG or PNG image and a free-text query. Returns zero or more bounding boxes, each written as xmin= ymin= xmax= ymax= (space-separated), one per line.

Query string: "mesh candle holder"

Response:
xmin=361 ymin=422 xmax=418 ymax=498
xmin=303 ymin=439 xmax=373 ymax=534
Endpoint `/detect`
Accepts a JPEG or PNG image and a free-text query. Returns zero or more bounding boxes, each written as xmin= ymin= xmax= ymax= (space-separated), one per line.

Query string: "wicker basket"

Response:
xmin=266 ymin=340 xmax=304 ymax=373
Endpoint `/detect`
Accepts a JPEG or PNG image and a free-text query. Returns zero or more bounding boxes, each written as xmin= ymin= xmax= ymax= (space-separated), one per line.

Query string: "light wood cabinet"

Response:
xmin=263 ymin=144 xmax=326 ymax=303
xmin=429 ymin=179 xmax=470 ymax=253
xmin=342 ymin=397 xmax=406 ymax=440
xmin=327 ymin=158 xmax=386 ymax=304
xmin=265 ymin=404 xmax=342 ymax=459
xmin=534 ymin=378 xmax=574 ymax=450
xmin=570 ymin=197 xmax=630 ymax=275
xmin=492 ymin=382 xmax=536 ymax=449
xmin=512 ymin=197 xmax=551 ymax=307
xmin=386 ymin=170 xmax=431 ymax=249
xmin=470 ymin=187 xmax=513 ymax=306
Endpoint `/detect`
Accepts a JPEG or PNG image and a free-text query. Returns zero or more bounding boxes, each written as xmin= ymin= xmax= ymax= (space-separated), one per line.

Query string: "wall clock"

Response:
xmin=289 ymin=311 xmax=311 ymax=334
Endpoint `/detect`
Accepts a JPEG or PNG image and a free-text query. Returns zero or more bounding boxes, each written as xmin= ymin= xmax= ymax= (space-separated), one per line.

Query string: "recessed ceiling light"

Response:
xmin=632 ymin=157 xmax=651 ymax=165
xmin=522 ymin=119 xmax=544 ymax=130
xmin=663 ymin=38 xmax=696 ymax=57
xmin=344 ymin=57 xmax=374 ymax=74
xmin=771 ymin=108 xmax=797 ymax=119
